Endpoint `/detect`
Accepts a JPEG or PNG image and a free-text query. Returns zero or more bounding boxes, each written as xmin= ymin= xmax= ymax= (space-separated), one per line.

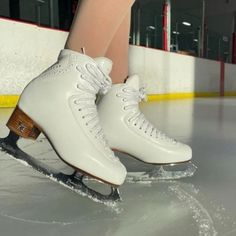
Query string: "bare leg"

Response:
xmin=105 ymin=11 xmax=131 ymax=84
xmin=65 ymin=0 xmax=135 ymax=58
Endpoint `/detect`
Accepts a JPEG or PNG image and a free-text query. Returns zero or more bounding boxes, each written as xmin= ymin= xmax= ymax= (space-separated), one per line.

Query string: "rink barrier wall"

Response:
xmin=128 ymin=45 xmax=228 ymax=95
xmin=0 ymin=18 xmax=236 ymax=107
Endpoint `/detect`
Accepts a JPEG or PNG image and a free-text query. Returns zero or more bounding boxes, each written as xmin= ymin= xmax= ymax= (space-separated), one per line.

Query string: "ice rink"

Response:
xmin=0 ymin=98 xmax=236 ymax=236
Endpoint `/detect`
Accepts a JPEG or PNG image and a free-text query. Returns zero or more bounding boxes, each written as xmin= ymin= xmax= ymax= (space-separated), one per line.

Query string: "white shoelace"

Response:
xmin=117 ymin=86 xmax=177 ymax=144
xmin=76 ymin=63 xmax=111 ymax=94
xmin=74 ymin=63 xmax=116 ymax=158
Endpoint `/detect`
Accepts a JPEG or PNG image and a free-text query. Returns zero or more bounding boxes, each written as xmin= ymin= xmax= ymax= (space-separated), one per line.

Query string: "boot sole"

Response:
xmin=112 ymin=148 xmax=191 ymax=165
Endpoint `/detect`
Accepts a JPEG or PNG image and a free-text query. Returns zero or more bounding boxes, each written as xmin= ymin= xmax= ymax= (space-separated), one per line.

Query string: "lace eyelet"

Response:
xmin=78 ymin=108 xmax=82 ymax=111
xmin=76 ymin=65 xmax=82 ymax=72
xmin=134 ymin=123 xmax=137 ymax=126
xmin=82 ymin=116 xmax=85 ymax=119
xmin=80 ymin=74 xmax=86 ymax=79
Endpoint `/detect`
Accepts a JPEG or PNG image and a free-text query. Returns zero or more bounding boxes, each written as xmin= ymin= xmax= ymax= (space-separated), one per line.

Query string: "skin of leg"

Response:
xmin=65 ymin=0 xmax=135 ymax=58
xmin=105 ymin=11 xmax=131 ymax=84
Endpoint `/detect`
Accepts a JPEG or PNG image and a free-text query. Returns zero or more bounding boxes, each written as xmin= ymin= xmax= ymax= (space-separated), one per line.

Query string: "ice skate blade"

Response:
xmin=0 ymin=131 xmax=121 ymax=205
xmin=126 ymin=161 xmax=197 ymax=183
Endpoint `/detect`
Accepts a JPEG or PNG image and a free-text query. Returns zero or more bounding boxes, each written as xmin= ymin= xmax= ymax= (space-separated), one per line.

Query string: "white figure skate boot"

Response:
xmin=98 ymin=75 xmax=196 ymax=181
xmin=2 ymin=49 xmax=126 ymax=202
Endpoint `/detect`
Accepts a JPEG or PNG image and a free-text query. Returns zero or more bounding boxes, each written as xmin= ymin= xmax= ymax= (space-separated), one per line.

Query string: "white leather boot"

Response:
xmin=98 ymin=75 xmax=192 ymax=164
xmin=6 ymin=49 xmax=126 ymax=186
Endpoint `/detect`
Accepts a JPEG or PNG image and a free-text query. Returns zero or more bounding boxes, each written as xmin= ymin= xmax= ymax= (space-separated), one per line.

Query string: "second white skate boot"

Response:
xmin=1 ymin=49 xmax=126 ymax=203
xmin=98 ymin=75 xmax=196 ymax=181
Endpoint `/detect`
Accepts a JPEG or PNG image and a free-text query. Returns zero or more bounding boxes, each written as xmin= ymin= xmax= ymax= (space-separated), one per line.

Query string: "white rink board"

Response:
xmin=129 ymin=46 xmax=222 ymax=94
xmin=0 ymin=18 xmax=68 ymax=94
xmin=0 ymin=17 xmax=236 ymax=95
xmin=225 ymin=63 xmax=236 ymax=92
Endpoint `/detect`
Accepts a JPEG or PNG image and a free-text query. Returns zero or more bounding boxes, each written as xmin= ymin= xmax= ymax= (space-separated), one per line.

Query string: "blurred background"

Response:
xmin=0 ymin=0 xmax=235 ymax=63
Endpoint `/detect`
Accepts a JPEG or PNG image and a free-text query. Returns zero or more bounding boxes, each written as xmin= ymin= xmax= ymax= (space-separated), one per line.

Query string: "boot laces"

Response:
xmin=118 ymin=86 xmax=178 ymax=144
xmin=74 ymin=63 xmax=117 ymax=159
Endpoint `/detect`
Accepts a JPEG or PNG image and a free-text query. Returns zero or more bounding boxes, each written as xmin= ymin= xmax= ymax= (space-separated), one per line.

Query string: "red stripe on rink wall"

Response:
xmin=220 ymin=61 xmax=225 ymax=97
xmin=162 ymin=3 xmax=168 ymax=51
xmin=232 ymin=33 xmax=236 ymax=64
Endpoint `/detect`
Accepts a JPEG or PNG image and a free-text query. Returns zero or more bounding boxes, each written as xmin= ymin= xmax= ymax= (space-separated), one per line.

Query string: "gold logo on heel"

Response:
xmin=17 ymin=122 xmax=27 ymax=133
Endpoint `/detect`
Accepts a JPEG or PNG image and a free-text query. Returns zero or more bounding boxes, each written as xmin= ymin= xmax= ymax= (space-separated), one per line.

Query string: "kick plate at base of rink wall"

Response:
xmin=2 ymin=92 xmax=236 ymax=108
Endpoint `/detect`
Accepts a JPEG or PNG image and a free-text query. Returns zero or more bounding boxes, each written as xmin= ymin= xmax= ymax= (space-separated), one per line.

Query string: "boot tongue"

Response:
xmin=125 ymin=75 xmax=141 ymax=90
xmin=94 ymin=57 xmax=113 ymax=76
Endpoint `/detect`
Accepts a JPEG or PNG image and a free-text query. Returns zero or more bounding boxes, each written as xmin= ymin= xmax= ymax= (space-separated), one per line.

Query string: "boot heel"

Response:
xmin=7 ymin=106 xmax=41 ymax=140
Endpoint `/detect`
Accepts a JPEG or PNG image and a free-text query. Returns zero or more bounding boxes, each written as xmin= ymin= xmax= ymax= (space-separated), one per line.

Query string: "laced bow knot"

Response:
xmin=139 ymin=86 xmax=148 ymax=102
xmin=76 ymin=62 xmax=112 ymax=95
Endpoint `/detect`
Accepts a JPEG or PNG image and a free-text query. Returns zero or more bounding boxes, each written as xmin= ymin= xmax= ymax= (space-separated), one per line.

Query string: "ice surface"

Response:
xmin=1 ymin=99 xmax=236 ymax=236
xmin=168 ymin=184 xmax=217 ymax=236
